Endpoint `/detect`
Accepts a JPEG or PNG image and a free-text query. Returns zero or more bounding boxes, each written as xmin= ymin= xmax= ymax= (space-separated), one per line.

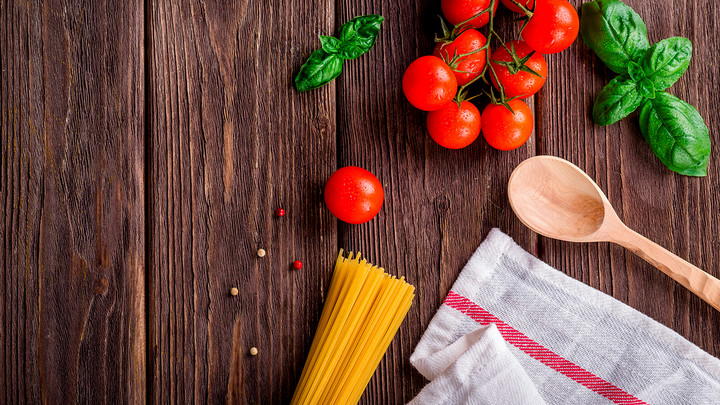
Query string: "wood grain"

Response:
xmin=539 ymin=0 xmax=720 ymax=363
xmin=147 ymin=0 xmax=336 ymax=403
xmin=1 ymin=0 xmax=145 ymax=403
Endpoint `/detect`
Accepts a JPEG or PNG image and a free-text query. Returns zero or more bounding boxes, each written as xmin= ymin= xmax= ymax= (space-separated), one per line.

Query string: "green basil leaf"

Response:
xmin=627 ymin=61 xmax=645 ymax=82
xmin=337 ymin=15 xmax=384 ymax=60
xmin=639 ymin=37 xmax=692 ymax=90
xmin=636 ymin=78 xmax=655 ymax=99
xmin=319 ymin=35 xmax=342 ymax=54
xmin=638 ymin=92 xmax=710 ymax=176
xmin=580 ymin=0 xmax=649 ymax=74
xmin=592 ymin=74 xmax=643 ymax=126
xmin=294 ymin=49 xmax=343 ymax=92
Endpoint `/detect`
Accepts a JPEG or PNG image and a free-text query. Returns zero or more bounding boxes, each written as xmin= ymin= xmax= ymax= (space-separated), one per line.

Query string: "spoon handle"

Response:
xmin=613 ymin=227 xmax=720 ymax=312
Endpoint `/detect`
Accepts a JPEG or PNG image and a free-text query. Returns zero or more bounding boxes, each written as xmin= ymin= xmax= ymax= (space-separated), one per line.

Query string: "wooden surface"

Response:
xmin=1 ymin=0 xmax=145 ymax=403
xmin=1 ymin=0 xmax=719 ymax=403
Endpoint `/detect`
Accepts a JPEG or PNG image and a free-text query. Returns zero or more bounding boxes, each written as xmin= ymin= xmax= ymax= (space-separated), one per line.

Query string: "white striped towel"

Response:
xmin=409 ymin=228 xmax=720 ymax=404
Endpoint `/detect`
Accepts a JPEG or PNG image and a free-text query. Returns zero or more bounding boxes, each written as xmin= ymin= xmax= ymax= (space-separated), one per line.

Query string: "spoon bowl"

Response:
xmin=507 ymin=155 xmax=720 ymax=312
xmin=508 ymin=156 xmax=610 ymax=242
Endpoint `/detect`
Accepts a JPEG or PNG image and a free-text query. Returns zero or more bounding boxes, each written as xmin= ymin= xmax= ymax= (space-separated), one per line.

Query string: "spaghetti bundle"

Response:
xmin=291 ymin=251 xmax=415 ymax=405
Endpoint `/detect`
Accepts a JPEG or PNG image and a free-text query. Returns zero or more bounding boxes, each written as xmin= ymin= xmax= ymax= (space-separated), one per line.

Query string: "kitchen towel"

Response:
xmin=409 ymin=228 xmax=720 ymax=405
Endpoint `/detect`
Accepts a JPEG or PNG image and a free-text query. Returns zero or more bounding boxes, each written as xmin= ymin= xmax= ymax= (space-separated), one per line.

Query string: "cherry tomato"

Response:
xmin=441 ymin=0 xmax=498 ymax=29
xmin=521 ymin=0 xmax=579 ymax=54
xmin=433 ymin=29 xmax=488 ymax=86
xmin=490 ymin=40 xmax=547 ymax=98
xmin=501 ymin=0 xmax=534 ymax=13
xmin=324 ymin=166 xmax=384 ymax=224
xmin=481 ymin=100 xmax=533 ymax=150
xmin=427 ymin=101 xmax=481 ymax=149
xmin=402 ymin=56 xmax=458 ymax=111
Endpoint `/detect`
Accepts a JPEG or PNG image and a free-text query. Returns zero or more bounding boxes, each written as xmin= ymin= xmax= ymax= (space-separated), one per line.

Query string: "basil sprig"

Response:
xmin=295 ymin=15 xmax=383 ymax=92
xmin=580 ymin=0 xmax=710 ymax=177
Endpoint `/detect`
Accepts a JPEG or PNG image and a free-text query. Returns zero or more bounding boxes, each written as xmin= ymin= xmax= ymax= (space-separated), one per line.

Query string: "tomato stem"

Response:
xmin=452 ymin=3 xmax=495 ymax=35
xmin=441 ymin=46 xmax=488 ymax=70
xmin=508 ymin=0 xmax=534 ymax=18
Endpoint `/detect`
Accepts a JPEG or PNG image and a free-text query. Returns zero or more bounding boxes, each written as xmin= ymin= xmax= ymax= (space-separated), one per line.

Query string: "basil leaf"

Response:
xmin=639 ymin=92 xmax=710 ymax=176
xmin=639 ymin=37 xmax=692 ymax=90
xmin=580 ymin=0 xmax=649 ymax=74
xmin=636 ymin=78 xmax=655 ymax=99
xmin=592 ymin=74 xmax=643 ymax=126
xmin=295 ymin=49 xmax=343 ymax=92
xmin=337 ymin=15 xmax=384 ymax=60
xmin=627 ymin=61 xmax=645 ymax=82
xmin=319 ymin=35 xmax=342 ymax=54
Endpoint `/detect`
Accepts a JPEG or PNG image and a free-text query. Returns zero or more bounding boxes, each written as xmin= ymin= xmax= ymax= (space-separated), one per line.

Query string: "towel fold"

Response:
xmin=410 ymin=229 xmax=720 ymax=404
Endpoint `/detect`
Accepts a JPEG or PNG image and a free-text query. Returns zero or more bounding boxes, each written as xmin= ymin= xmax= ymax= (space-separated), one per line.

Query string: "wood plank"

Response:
xmin=0 ymin=0 xmax=145 ymax=403
xmin=335 ymin=1 xmax=536 ymax=402
xmin=147 ymin=0 xmax=336 ymax=402
xmin=539 ymin=0 xmax=720 ymax=358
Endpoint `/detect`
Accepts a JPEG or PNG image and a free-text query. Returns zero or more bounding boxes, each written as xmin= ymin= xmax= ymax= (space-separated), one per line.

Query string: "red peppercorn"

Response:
xmin=292 ymin=260 xmax=303 ymax=270
xmin=276 ymin=208 xmax=285 ymax=217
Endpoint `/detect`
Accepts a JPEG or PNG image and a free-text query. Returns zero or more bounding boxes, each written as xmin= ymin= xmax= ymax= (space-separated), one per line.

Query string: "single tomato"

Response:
xmin=324 ymin=166 xmax=384 ymax=224
xmin=441 ymin=0 xmax=498 ymax=29
xmin=433 ymin=29 xmax=488 ymax=86
xmin=427 ymin=101 xmax=481 ymax=149
xmin=402 ymin=56 xmax=458 ymax=111
xmin=500 ymin=0 xmax=534 ymax=13
xmin=490 ymin=40 xmax=547 ymax=98
xmin=481 ymin=100 xmax=533 ymax=150
xmin=521 ymin=0 xmax=579 ymax=54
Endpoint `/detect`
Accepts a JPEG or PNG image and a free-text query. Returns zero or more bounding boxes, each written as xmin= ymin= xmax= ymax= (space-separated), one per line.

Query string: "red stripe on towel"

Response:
xmin=444 ymin=291 xmax=649 ymax=405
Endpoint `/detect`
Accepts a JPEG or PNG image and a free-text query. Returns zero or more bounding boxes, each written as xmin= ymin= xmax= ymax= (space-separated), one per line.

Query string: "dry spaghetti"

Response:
xmin=291 ymin=251 xmax=415 ymax=404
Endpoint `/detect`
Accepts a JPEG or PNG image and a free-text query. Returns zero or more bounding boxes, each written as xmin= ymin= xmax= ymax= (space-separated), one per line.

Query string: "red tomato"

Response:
xmin=501 ymin=0 xmax=534 ymax=13
xmin=402 ymin=56 xmax=458 ymax=111
xmin=481 ymin=100 xmax=533 ymax=150
xmin=521 ymin=0 xmax=579 ymax=54
xmin=441 ymin=0 xmax=498 ymax=29
xmin=433 ymin=29 xmax=488 ymax=86
xmin=427 ymin=101 xmax=481 ymax=149
xmin=324 ymin=166 xmax=384 ymax=224
xmin=490 ymin=40 xmax=547 ymax=98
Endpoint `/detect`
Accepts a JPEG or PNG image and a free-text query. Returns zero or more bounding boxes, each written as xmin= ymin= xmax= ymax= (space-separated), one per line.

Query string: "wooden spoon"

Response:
xmin=507 ymin=155 xmax=720 ymax=312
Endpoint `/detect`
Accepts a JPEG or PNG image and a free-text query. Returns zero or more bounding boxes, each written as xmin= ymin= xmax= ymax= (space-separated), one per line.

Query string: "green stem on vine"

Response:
xmin=452 ymin=3 xmax=495 ymax=36
xmin=440 ymin=46 xmax=489 ymax=69
xmin=483 ymin=0 xmax=508 ymax=103
xmin=445 ymin=0 xmax=530 ymax=110
xmin=507 ymin=0 xmax=534 ymax=17
xmin=463 ymin=93 xmax=484 ymax=102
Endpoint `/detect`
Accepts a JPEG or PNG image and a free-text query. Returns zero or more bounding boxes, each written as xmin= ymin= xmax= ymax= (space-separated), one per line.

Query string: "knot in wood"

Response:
xmin=433 ymin=195 xmax=451 ymax=215
xmin=312 ymin=116 xmax=330 ymax=135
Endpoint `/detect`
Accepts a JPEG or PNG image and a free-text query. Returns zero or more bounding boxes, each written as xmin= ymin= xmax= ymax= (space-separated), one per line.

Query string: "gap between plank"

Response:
xmin=334 ymin=1 xmax=342 ymax=254
xmin=143 ymin=0 xmax=154 ymax=402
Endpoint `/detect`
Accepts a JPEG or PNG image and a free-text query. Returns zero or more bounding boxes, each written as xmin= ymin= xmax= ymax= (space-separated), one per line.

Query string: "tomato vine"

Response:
xmin=435 ymin=0 xmax=538 ymax=111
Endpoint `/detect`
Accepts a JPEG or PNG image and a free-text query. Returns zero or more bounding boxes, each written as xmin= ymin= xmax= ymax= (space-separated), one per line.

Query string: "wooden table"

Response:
xmin=2 ymin=0 xmax=719 ymax=403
